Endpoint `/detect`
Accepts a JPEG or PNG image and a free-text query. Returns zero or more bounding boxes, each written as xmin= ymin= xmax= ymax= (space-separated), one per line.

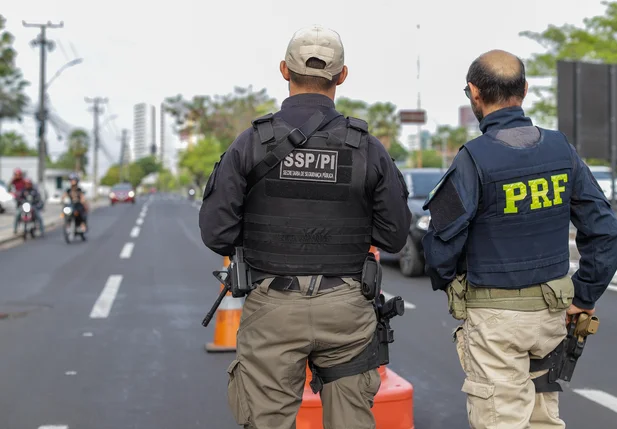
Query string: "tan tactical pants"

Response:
xmin=227 ymin=277 xmax=380 ymax=429
xmin=455 ymin=308 xmax=567 ymax=429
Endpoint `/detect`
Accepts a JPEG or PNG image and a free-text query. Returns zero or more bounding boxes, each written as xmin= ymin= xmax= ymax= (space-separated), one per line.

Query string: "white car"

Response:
xmin=0 ymin=180 xmax=15 ymax=213
xmin=588 ymin=166 xmax=616 ymax=201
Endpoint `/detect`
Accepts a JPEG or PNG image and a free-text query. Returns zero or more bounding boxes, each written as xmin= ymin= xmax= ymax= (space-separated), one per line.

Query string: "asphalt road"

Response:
xmin=0 ymin=194 xmax=616 ymax=429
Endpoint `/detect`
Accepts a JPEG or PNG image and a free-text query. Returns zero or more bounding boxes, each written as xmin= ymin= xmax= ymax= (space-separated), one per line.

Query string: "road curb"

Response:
xmin=0 ymin=201 xmax=107 ymax=247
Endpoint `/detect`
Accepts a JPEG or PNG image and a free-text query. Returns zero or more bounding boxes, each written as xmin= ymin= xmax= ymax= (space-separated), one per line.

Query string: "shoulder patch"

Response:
xmin=423 ymin=167 xmax=454 ymax=210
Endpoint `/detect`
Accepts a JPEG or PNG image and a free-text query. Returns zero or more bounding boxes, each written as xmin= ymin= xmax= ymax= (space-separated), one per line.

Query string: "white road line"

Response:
xmin=136 ymin=218 xmax=144 ymax=225
xmin=89 ymin=275 xmax=123 ymax=319
xmin=130 ymin=226 xmax=140 ymax=238
xmin=569 ymin=239 xmax=576 ymax=246
xmin=39 ymin=426 xmax=68 ymax=429
xmin=382 ymin=291 xmax=416 ymax=310
xmin=120 ymin=242 xmax=134 ymax=259
xmin=573 ymin=389 xmax=617 ymax=413
xmin=608 ymin=285 xmax=617 ymax=292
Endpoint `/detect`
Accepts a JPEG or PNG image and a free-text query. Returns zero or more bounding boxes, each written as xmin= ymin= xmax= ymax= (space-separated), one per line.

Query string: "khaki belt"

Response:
xmin=466 ymin=284 xmax=548 ymax=311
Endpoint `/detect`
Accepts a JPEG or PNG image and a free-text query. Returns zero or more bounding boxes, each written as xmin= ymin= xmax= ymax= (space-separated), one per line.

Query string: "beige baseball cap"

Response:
xmin=285 ymin=25 xmax=345 ymax=80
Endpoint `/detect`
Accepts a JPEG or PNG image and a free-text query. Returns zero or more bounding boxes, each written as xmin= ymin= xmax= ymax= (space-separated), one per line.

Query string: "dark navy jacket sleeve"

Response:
xmin=199 ymin=128 xmax=253 ymax=256
xmin=568 ymin=146 xmax=617 ymax=309
xmin=422 ymin=149 xmax=480 ymax=291
xmin=367 ymin=136 xmax=412 ymax=253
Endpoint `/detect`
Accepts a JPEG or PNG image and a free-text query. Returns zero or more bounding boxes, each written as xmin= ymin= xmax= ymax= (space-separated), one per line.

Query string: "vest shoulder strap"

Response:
xmin=345 ymin=117 xmax=369 ymax=148
xmin=246 ymin=109 xmax=343 ymax=192
xmin=251 ymin=113 xmax=275 ymax=144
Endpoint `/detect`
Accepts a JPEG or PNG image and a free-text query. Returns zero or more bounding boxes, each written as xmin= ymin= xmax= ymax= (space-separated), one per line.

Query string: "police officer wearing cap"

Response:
xmin=422 ymin=49 xmax=617 ymax=428
xmin=200 ymin=25 xmax=411 ymax=429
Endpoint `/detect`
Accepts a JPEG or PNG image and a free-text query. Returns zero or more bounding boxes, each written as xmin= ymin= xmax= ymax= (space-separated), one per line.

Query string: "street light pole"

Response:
xmin=46 ymin=58 xmax=83 ymax=91
xmin=22 ymin=20 xmax=63 ymax=198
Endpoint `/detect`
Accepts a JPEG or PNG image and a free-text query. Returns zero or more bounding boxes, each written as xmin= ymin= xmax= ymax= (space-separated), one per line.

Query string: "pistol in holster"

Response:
xmin=530 ymin=313 xmax=600 ymax=392
xmin=201 ymin=247 xmax=254 ymax=327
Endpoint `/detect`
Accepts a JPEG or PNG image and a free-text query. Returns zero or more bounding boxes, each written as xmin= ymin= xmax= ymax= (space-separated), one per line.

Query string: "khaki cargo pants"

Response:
xmin=227 ymin=277 xmax=381 ymax=429
xmin=455 ymin=305 xmax=568 ymax=428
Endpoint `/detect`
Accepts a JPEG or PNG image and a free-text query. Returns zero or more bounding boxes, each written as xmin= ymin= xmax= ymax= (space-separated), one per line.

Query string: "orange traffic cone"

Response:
xmin=296 ymin=246 xmax=414 ymax=429
xmin=297 ymin=364 xmax=414 ymax=429
xmin=205 ymin=256 xmax=245 ymax=353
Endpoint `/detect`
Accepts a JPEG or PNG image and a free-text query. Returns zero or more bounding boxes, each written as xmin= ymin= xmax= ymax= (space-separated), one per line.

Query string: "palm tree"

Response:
xmin=367 ymin=102 xmax=400 ymax=150
xmin=68 ymin=129 xmax=89 ymax=173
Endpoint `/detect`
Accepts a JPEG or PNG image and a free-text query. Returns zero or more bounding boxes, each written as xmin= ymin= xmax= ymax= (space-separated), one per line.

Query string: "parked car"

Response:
xmin=380 ymin=168 xmax=446 ymax=277
xmin=109 ymin=183 xmax=136 ymax=205
xmin=588 ymin=166 xmax=616 ymax=201
xmin=0 ymin=179 xmax=15 ymax=214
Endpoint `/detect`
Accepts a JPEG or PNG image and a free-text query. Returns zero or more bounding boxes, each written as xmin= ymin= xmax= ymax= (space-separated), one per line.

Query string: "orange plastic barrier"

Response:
xmin=205 ymin=256 xmax=245 ymax=353
xmin=297 ymin=365 xmax=414 ymax=429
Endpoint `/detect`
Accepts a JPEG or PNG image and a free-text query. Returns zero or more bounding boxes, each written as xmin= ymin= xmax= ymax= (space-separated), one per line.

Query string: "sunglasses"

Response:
xmin=464 ymin=85 xmax=471 ymax=99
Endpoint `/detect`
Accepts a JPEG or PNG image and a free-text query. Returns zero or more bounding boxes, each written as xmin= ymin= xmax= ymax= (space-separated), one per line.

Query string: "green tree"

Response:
xmin=335 ymin=97 xmax=369 ymax=118
xmin=0 ymin=131 xmax=37 ymax=156
xmin=178 ymin=136 xmax=223 ymax=188
xmin=165 ymin=86 xmax=278 ymax=149
xmin=155 ymin=169 xmax=178 ymax=191
xmin=408 ymin=150 xmax=443 ymax=168
xmin=100 ymin=165 xmax=120 ymax=186
xmin=430 ymin=125 xmax=469 ymax=152
xmin=101 ymin=162 xmax=146 ymax=189
xmin=520 ymin=1 xmax=617 ymax=126
xmin=134 ymin=155 xmax=161 ymax=176
xmin=67 ymin=128 xmax=89 ymax=173
xmin=51 ymin=151 xmax=79 ymax=171
xmin=0 ymin=15 xmax=30 ymax=132
xmin=389 ymin=141 xmax=408 ymax=162
xmin=367 ymin=102 xmax=400 ymax=150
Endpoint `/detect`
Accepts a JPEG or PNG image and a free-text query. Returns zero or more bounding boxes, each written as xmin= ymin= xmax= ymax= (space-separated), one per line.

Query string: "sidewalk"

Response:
xmin=0 ymin=200 xmax=107 ymax=245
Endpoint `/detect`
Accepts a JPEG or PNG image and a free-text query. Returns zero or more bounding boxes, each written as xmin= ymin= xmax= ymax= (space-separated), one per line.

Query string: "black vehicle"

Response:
xmin=62 ymin=197 xmax=86 ymax=243
xmin=380 ymin=168 xmax=445 ymax=277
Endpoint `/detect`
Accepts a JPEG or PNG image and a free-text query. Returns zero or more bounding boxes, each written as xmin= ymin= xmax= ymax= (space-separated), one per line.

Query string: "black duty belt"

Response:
xmin=269 ymin=276 xmax=348 ymax=292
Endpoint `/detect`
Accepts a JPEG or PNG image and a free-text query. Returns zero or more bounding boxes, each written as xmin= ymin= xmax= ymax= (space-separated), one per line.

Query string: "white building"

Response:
xmin=133 ymin=103 xmax=157 ymax=160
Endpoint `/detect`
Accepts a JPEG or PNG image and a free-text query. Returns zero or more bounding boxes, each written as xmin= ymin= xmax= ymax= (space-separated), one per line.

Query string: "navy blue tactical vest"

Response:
xmin=242 ymin=112 xmax=373 ymax=276
xmin=463 ymin=128 xmax=574 ymax=288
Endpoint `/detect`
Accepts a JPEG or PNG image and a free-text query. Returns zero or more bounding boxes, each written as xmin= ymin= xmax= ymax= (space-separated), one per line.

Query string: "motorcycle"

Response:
xmin=19 ymin=196 xmax=39 ymax=240
xmin=62 ymin=198 xmax=87 ymax=244
xmin=188 ymin=188 xmax=196 ymax=201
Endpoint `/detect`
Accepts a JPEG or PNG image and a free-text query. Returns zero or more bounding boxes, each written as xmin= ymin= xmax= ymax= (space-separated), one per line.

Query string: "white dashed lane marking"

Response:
xmin=130 ymin=226 xmax=140 ymax=238
xmin=136 ymin=218 xmax=144 ymax=225
xmin=89 ymin=275 xmax=123 ymax=319
xmin=120 ymin=242 xmax=134 ymax=259
xmin=39 ymin=426 xmax=68 ymax=429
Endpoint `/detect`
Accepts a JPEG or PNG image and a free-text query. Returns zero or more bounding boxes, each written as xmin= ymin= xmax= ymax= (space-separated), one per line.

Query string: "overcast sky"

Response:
xmin=1 ymin=0 xmax=609 ymax=176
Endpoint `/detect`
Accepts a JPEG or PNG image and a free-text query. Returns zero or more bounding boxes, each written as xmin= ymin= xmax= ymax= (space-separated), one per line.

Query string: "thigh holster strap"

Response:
xmin=308 ymin=333 xmax=379 ymax=394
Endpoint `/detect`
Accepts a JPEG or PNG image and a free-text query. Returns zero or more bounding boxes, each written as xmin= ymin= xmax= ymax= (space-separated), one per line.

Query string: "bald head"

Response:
xmin=466 ymin=49 xmax=526 ymax=105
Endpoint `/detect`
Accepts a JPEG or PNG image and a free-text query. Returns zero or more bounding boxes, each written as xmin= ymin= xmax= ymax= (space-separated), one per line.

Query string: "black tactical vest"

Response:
xmin=463 ymin=127 xmax=574 ymax=288
xmin=242 ymin=111 xmax=373 ymax=276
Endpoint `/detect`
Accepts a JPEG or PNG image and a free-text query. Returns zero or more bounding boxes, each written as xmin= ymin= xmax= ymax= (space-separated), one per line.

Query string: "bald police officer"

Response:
xmin=200 ymin=25 xmax=411 ymax=429
xmin=422 ymin=49 xmax=617 ymax=428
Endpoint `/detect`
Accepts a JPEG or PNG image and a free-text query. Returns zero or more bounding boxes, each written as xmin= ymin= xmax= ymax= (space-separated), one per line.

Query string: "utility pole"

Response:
xmin=85 ymin=97 xmax=108 ymax=200
xmin=415 ymin=24 xmax=423 ymax=169
xmin=119 ymin=129 xmax=129 ymax=181
xmin=160 ymin=102 xmax=165 ymax=168
xmin=22 ymin=20 xmax=63 ymax=196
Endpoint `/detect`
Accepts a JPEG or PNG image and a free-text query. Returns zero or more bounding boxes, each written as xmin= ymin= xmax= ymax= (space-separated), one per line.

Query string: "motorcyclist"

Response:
xmin=9 ymin=168 xmax=26 ymax=198
xmin=14 ymin=178 xmax=45 ymax=236
xmin=62 ymin=173 xmax=89 ymax=233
